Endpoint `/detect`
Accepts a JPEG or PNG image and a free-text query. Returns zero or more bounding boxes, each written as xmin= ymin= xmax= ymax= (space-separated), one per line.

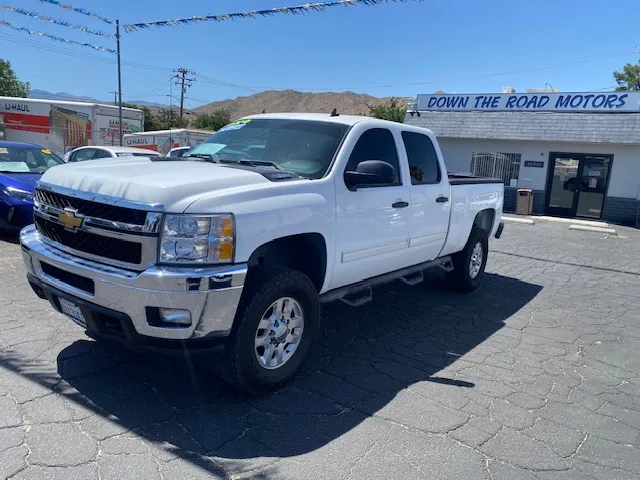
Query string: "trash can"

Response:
xmin=516 ymin=189 xmax=533 ymax=215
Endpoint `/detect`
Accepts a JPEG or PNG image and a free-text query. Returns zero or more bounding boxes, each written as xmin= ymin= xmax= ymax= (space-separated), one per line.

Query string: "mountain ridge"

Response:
xmin=25 ymin=89 xmax=410 ymax=121
xmin=193 ymin=89 xmax=409 ymax=120
xmin=28 ymin=89 xmax=167 ymax=108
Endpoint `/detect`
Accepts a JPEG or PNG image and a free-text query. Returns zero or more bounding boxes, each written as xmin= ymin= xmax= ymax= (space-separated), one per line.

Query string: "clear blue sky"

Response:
xmin=1 ymin=0 xmax=639 ymax=107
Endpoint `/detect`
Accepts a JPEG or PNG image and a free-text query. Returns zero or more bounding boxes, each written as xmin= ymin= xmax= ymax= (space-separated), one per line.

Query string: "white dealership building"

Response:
xmin=404 ymin=91 xmax=640 ymax=226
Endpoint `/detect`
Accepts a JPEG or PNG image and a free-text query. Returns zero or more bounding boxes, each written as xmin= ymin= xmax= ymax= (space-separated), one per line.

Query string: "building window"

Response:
xmin=470 ymin=152 xmax=521 ymax=186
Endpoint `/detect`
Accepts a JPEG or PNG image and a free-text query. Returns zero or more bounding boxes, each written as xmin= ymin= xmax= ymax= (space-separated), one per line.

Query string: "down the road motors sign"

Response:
xmin=414 ymin=92 xmax=640 ymax=113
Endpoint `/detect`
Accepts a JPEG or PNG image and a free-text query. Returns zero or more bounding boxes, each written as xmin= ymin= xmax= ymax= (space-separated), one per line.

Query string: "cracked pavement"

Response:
xmin=1 ymin=221 xmax=640 ymax=479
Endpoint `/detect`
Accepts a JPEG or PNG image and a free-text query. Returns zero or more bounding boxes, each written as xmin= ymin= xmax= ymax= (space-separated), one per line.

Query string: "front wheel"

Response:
xmin=219 ymin=267 xmax=320 ymax=395
xmin=445 ymin=227 xmax=489 ymax=292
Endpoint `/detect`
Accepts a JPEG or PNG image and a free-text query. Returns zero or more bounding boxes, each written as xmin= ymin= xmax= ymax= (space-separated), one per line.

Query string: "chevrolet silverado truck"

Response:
xmin=20 ymin=113 xmax=504 ymax=394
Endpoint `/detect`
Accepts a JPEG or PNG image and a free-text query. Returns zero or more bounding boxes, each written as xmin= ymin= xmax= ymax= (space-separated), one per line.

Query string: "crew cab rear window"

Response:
xmin=401 ymin=131 xmax=441 ymax=185
xmin=346 ymin=128 xmax=401 ymax=184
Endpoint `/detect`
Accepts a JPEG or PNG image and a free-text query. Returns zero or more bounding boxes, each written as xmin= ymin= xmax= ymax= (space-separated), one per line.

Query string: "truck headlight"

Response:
xmin=159 ymin=214 xmax=235 ymax=264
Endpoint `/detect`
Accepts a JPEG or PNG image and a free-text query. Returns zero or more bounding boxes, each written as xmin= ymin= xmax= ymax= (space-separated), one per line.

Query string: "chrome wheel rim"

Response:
xmin=254 ymin=297 xmax=304 ymax=370
xmin=469 ymin=242 xmax=483 ymax=279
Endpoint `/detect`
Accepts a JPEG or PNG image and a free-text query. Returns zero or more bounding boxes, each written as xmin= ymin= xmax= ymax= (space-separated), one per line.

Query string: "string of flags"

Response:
xmin=37 ymin=0 xmax=112 ymax=24
xmin=0 ymin=5 xmax=112 ymax=38
xmin=122 ymin=0 xmax=421 ymax=32
xmin=0 ymin=19 xmax=116 ymax=53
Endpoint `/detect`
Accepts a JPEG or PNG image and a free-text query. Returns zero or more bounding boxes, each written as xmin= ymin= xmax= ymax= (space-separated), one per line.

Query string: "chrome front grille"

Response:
xmin=33 ymin=183 xmax=163 ymax=270
xmin=34 ymin=189 xmax=149 ymax=226
xmin=34 ymin=216 xmax=143 ymax=264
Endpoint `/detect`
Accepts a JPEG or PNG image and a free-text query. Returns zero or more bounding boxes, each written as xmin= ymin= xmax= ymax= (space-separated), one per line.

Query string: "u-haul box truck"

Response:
xmin=122 ymin=129 xmax=214 ymax=155
xmin=0 ymin=97 xmax=144 ymax=155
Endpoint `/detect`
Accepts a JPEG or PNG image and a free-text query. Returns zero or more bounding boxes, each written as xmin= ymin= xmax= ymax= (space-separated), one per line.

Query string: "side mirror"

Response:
xmin=344 ymin=160 xmax=398 ymax=191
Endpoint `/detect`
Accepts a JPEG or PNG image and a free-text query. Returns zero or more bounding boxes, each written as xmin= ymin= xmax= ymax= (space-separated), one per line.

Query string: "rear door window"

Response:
xmin=401 ymin=131 xmax=441 ymax=185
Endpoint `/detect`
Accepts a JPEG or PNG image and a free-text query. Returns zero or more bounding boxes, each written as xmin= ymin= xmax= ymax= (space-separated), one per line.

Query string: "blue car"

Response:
xmin=0 ymin=141 xmax=64 ymax=231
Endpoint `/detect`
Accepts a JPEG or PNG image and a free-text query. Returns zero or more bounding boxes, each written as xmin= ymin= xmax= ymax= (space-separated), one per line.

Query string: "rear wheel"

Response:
xmin=218 ymin=266 xmax=320 ymax=395
xmin=446 ymin=227 xmax=489 ymax=292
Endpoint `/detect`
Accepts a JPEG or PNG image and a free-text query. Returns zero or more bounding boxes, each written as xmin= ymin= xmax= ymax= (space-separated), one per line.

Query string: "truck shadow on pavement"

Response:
xmin=1 ymin=272 xmax=542 ymax=479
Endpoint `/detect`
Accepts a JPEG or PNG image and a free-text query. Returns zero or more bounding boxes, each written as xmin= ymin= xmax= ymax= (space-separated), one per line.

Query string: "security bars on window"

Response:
xmin=470 ymin=152 xmax=521 ymax=186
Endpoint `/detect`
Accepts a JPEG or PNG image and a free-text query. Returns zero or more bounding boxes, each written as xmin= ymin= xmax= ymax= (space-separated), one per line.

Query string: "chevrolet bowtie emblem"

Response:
xmin=58 ymin=210 xmax=83 ymax=232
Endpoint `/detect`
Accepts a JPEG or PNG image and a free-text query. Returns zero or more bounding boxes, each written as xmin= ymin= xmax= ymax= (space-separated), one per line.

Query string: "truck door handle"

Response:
xmin=436 ymin=196 xmax=449 ymax=203
xmin=392 ymin=201 xmax=409 ymax=209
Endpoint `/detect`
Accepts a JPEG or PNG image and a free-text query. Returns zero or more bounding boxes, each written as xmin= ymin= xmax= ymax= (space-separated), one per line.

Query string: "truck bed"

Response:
xmin=448 ymin=172 xmax=504 ymax=186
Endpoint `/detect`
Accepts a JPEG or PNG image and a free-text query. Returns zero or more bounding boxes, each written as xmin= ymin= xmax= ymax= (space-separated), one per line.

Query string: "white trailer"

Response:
xmin=0 ymin=97 xmax=144 ymax=156
xmin=122 ymin=129 xmax=214 ymax=155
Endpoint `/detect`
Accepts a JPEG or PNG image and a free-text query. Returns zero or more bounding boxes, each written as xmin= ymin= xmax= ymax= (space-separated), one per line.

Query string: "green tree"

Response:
xmin=367 ymin=97 xmax=406 ymax=123
xmin=0 ymin=59 xmax=29 ymax=97
xmin=193 ymin=109 xmax=231 ymax=131
xmin=156 ymin=108 xmax=188 ymax=129
xmin=121 ymin=104 xmax=187 ymax=131
xmin=614 ymin=59 xmax=640 ymax=91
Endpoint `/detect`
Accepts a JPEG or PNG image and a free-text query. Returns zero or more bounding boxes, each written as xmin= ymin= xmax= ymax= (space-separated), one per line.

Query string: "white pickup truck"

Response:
xmin=20 ymin=113 xmax=504 ymax=394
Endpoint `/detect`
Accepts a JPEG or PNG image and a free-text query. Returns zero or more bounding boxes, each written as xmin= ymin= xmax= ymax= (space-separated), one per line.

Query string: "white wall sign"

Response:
xmin=415 ymin=92 xmax=640 ymax=113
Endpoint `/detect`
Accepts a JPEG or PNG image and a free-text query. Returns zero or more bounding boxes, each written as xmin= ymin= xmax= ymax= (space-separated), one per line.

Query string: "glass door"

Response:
xmin=546 ymin=156 xmax=580 ymax=217
xmin=575 ymin=156 xmax=611 ymax=219
xmin=546 ymin=153 xmax=613 ymax=219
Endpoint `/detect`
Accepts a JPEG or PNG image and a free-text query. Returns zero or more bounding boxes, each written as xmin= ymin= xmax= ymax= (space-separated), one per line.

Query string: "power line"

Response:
xmin=236 ymin=46 xmax=640 ymax=91
xmin=587 ymin=86 xmax=619 ymax=92
xmin=0 ymin=31 xmax=170 ymax=72
xmin=197 ymin=74 xmax=260 ymax=93
xmin=0 ymin=18 xmax=115 ymax=53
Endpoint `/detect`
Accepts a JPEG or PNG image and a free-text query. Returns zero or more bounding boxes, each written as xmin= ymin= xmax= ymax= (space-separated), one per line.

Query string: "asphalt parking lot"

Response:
xmin=1 ymin=221 xmax=640 ymax=480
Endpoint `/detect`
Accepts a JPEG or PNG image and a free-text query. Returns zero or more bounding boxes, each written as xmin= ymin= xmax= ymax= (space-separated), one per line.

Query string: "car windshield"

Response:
xmin=0 ymin=146 xmax=64 ymax=173
xmin=184 ymin=119 xmax=350 ymax=179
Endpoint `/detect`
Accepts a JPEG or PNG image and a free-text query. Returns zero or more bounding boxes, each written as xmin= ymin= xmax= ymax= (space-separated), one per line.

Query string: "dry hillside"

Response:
xmin=192 ymin=90 xmax=409 ymax=120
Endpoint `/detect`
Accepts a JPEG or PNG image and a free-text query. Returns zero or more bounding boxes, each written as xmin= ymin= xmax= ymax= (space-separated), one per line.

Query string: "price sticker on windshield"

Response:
xmin=41 ymin=149 xmax=52 ymax=155
xmin=219 ymin=119 xmax=251 ymax=132
xmin=589 ymin=177 xmax=598 ymax=188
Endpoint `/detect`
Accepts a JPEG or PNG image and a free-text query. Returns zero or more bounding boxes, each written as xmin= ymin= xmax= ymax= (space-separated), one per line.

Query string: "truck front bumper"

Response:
xmin=20 ymin=225 xmax=247 ymax=352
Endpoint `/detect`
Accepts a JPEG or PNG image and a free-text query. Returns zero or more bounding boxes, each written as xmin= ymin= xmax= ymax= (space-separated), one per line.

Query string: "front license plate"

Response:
xmin=59 ymin=298 xmax=87 ymax=328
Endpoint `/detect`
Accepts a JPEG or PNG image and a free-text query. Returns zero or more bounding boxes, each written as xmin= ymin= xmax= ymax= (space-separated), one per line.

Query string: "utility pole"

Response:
xmin=116 ymin=19 xmax=123 ymax=146
xmin=108 ymin=91 xmax=118 ymax=106
xmin=173 ymin=68 xmax=195 ymax=126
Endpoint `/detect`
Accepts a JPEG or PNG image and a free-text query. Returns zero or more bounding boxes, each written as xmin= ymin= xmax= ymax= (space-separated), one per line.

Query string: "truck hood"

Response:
xmin=39 ymin=158 xmax=270 ymax=211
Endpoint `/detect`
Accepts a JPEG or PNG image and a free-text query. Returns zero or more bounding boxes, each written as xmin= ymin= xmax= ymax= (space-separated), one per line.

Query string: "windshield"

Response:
xmin=0 ymin=146 xmax=64 ymax=173
xmin=184 ymin=119 xmax=350 ymax=179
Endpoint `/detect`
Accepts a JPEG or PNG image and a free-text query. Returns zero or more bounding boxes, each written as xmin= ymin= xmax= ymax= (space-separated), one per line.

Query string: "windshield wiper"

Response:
xmin=184 ymin=153 xmax=216 ymax=161
xmin=219 ymin=159 xmax=284 ymax=171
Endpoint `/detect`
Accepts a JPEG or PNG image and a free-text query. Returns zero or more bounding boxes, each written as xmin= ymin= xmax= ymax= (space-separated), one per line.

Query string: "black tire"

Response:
xmin=218 ymin=266 xmax=320 ymax=395
xmin=445 ymin=227 xmax=489 ymax=292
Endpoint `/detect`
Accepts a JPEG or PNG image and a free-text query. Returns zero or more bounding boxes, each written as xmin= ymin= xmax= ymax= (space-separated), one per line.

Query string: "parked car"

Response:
xmin=167 ymin=146 xmax=191 ymax=158
xmin=65 ymin=146 xmax=161 ymax=162
xmin=0 ymin=141 xmax=64 ymax=231
xmin=20 ymin=113 xmax=504 ymax=394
